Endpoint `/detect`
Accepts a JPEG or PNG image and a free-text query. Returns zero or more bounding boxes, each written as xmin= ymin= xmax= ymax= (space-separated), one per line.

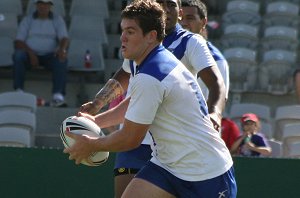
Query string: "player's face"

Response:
xmin=156 ymin=0 xmax=182 ymax=34
xmin=120 ymin=18 xmax=151 ymax=64
xmin=180 ymin=6 xmax=204 ymax=34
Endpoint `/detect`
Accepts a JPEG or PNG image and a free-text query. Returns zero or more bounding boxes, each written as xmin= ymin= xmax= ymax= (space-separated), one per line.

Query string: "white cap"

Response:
xmin=35 ymin=0 xmax=53 ymax=5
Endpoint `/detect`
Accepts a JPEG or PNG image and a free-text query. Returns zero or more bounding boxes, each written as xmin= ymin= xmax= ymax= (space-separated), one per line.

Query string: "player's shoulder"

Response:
xmin=186 ymin=34 xmax=207 ymax=49
xmin=189 ymin=33 xmax=207 ymax=43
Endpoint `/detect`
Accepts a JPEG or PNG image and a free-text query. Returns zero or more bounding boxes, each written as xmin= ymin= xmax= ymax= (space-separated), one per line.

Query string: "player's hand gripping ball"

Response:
xmin=60 ymin=116 xmax=109 ymax=166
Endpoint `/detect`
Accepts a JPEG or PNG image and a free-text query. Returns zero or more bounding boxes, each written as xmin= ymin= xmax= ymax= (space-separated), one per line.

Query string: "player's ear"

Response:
xmin=146 ymin=30 xmax=158 ymax=43
xmin=178 ymin=8 xmax=183 ymax=20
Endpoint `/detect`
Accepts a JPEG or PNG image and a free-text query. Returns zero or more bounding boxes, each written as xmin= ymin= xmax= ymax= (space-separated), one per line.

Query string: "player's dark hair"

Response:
xmin=122 ymin=0 xmax=166 ymax=41
xmin=181 ymin=0 xmax=207 ymax=19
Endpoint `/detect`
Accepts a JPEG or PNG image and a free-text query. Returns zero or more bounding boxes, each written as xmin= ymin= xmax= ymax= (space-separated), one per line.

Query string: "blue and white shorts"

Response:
xmin=135 ymin=161 xmax=237 ymax=198
xmin=114 ymin=144 xmax=152 ymax=176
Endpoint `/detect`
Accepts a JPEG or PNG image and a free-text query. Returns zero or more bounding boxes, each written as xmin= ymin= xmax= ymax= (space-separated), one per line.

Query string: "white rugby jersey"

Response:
xmin=122 ymin=24 xmax=217 ymax=144
xmin=198 ymin=41 xmax=230 ymax=100
xmin=125 ymin=45 xmax=232 ymax=181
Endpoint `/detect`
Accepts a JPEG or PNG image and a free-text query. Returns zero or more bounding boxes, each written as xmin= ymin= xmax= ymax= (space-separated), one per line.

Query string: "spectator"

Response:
xmin=221 ymin=117 xmax=241 ymax=151
xmin=230 ymin=113 xmax=272 ymax=157
xmin=12 ymin=0 xmax=69 ymax=107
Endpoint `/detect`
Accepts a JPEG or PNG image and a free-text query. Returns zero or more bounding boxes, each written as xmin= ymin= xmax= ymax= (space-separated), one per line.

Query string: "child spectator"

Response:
xmin=231 ymin=113 xmax=272 ymax=157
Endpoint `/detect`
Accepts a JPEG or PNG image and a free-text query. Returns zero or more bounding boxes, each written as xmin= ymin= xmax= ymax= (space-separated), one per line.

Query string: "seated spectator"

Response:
xmin=12 ymin=0 xmax=69 ymax=107
xmin=230 ymin=113 xmax=272 ymax=157
xmin=221 ymin=117 xmax=241 ymax=151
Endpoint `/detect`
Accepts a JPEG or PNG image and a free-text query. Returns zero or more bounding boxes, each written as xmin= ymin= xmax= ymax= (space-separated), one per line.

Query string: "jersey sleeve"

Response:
xmin=16 ymin=17 xmax=30 ymax=41
xmin=55 ymin=15 xmax=68 ymax=39
xmin=185 ymin=35 xmax=216 ymax=72
xmin=216 ymin=59 xmax=230 ymax=99
xmin=125 ymin=74 xmax=164 ymax=124
xmin=122 ymin=59 xmax=131 ymax=73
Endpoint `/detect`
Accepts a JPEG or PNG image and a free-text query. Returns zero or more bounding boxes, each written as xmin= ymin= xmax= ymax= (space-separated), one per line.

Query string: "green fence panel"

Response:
xmin=1 ymin=148 xmax=300 ymax=198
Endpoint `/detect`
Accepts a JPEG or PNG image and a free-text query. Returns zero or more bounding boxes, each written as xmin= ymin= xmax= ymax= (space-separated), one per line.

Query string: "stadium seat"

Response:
xmin=281 ymin=124 xmax=300 ymax=158
xmin=70 ymin=0 xmax=109 ymax=18
xmin=261 ymin=26 xmax=298 ymax=51
xmin=0 ymin=36 xmax=14 ymax=67
xmin=0 ymin=109 xmax=36 ymax=147
xmin=268 ymin=139 xmax=282 ymax=158
xmin=104 ymin=58 xmax=123 ymax=81
xmin=282 ymin=123 xmax=300 ymax=140
xmin=0 ymin=91 xmax=37 ymax=113
xmin=221 ymin=23 xmax=259 ymax=50
xmin=68 ymin=15 xmax=108 ymax=45
xmin=105 ymin=11 xmax=121 ymax=34
xmin=222 ymin=0 xmax=261 ymax=26
xmin=258 ymin=49 xmax=296 ymax=94
xmin=229 ymin=103 xmax=272 ymax=124
xmin=274 ymin=105 xmax=300 ymax=141
xmin=223 ymin=47 xmax=257 ymax=92
xmin=0 ymin=127 xmax=31 ymax=147
xmin=106 ymin=34 xmax=121 ymax=59
xmin=261 ymin=122 xmax=274 ymax=140
xmin=263 ymin=1 xmax=299 ymax=28
xmin=0 ymin=13 xmax=18 ymax=39
xmin=0 ymin=0 xmax=23 ymax=16
xmin=67 ymin=39 xmax=105 ymax=72
xmin=26 ymin=0 xmax=66 ymax=17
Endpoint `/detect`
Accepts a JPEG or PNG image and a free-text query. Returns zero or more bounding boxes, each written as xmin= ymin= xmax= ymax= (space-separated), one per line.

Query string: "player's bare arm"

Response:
xmin=94 ymin=97 xmax=130 ymax=131
xmin=79 ymin=68 xmax=130 ymax=115
xmin=198 ymin=65 xmax=225 ymax=130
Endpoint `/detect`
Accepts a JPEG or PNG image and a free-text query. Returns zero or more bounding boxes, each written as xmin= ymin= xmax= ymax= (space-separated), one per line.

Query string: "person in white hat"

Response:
xmin=12 ymin=0 xmax=69 ymax=107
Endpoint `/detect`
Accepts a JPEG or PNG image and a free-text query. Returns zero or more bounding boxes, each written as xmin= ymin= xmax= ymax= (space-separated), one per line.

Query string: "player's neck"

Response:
xmin=135 ymin=42 xmax=160 ymax=65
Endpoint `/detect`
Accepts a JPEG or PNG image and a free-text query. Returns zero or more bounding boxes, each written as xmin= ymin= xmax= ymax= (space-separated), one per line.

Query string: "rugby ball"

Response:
xmin=60 ymin=116 xmax=109 ymax=166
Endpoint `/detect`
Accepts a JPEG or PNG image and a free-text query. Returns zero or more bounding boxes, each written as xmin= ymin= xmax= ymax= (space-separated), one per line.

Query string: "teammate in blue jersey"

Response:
xmin=65 ymin=1 xmax=236 ymax=197
xmin=79 ymin=0 xmax=227 ymax=197
xmin=180 ymin=0 xmax=230 ymax=101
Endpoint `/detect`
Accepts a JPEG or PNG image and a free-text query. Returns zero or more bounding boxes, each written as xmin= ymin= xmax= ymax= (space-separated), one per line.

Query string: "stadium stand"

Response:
xmin=261 ymin=26 xmax=298 ymax=52
xmin=0 ymin=91 xmax=37 ymax=113
xmin=67 ymin=38 xmax=105 ymax=72
xmin=222 ymin=0 xmax=261 ymax=27
xmin=267 ymin=139 xmax=282 ymax=157
xmin=0 ymin=37 xmax=14 ymax=67
xmin=221 ymin=23 xmax=259 ymax=50
xmin=68 ymin=15 xmax=108 ymax=45
xmin=263 ymin=1 xmax=299 ymax=29
xmin=274 ymin=105 xmax=300 ymax=141
xmin=0 ymin=13 xmax=18 ymax=39
xmin=104 ymin=58 xmax=123 ymax=82
xmin=69 ymin=0 xmax=109 ymax=18
xmin=0 ymin=109 xmax=36 ymax=147
xmin=258 ymin=49 xmax=296 ymax=95
xmin=0 ymin=0 xmax=23 ymax=17
xmin=281 ymin=123 xmax=300 ymax=158
xmin=223 ymin=47 xmax=258 ymax=92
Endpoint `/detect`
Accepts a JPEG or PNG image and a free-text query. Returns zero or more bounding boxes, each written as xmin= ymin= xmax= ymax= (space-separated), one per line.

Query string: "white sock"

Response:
xmin=53 ymin=93 xmax=64 ymax=101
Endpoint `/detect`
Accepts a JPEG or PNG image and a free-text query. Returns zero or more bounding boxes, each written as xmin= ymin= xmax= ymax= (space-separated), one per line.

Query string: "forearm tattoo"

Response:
xmin=94 ymin=79 xmax=124 ymax=108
